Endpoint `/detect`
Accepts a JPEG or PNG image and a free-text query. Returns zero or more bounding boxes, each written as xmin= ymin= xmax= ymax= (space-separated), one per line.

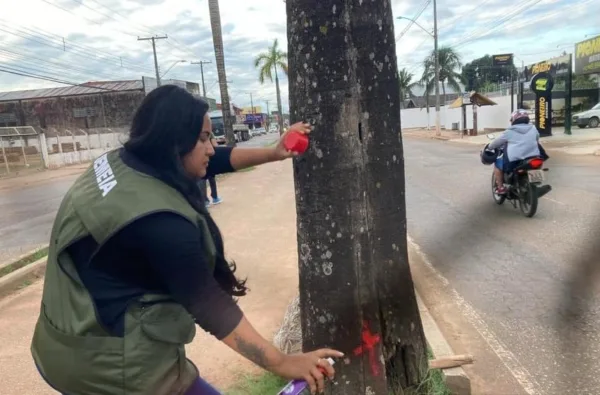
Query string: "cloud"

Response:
xmin=0 ymin=0 xmax=598 ymax=113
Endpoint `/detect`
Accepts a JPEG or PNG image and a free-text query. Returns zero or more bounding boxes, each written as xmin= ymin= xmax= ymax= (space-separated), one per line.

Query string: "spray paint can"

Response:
xmin=277 ymin=358 xmax=335 ymax=395
xmin=283 ymin=129 xmax=309 ymax=154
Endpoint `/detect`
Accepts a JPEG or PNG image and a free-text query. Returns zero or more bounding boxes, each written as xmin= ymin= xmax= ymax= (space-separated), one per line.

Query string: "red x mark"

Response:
xmin=353 ymin=321 xmax=382 ymax=376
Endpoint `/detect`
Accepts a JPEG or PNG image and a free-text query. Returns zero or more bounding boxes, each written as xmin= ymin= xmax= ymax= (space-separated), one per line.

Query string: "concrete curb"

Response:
xmin=0 ymin=257 xmax=47 ymax=299
xmin=0 ymin=246 xmax=47 ymax=272
xmin=417 ymin=291 xmax=472 ymax=395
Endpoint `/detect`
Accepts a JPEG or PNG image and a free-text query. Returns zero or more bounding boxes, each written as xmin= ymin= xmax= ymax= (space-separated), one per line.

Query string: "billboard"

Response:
xmin=241 ymin=106 xmax=263 ymax=114
xmin=245 ymin=114 xmax=264 ymax=123
xmin=492 ymin=53 xmax=514 ymax=67
xmin=575 ymin=35 xmax=600 ymax=75
xmin=520 ymin=54 xmax=570 ymax=82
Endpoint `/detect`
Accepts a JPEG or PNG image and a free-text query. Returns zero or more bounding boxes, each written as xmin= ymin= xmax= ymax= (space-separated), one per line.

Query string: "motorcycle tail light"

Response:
xmin=529 ymin=158 xmax=544 ymax=169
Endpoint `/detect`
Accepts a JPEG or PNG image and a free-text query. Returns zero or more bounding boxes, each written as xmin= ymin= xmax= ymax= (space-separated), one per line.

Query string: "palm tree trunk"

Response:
xmin=274 ymin=64 xmax=284 ymax=135
xmin=442 ymin=81 xmax=447 ymax=110
xmin=208 ymin=0 xmax=236 ymax=146
xmin=288 ymin=0 xmax=428 ymax=392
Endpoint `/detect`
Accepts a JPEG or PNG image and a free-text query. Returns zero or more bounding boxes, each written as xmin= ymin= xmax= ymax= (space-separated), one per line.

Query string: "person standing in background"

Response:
xmin=205 ymin=132 xmax=222 ymax=207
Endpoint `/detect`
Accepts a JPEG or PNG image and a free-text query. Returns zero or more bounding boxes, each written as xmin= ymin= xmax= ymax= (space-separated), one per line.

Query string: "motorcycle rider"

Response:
xmin=488 ymin=109 xmax=541 ymax=194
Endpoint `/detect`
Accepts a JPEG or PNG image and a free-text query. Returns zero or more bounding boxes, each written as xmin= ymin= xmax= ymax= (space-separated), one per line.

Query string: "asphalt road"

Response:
xmin=0 ymin=134 xmax=279 ymax=263
xmin=404 ymin=137 xmax=600 ymax=395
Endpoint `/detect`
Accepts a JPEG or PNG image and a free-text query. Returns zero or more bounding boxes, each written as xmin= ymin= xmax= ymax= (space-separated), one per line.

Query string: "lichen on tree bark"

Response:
xmin=287 ymin=1 xmax=428 ymax=394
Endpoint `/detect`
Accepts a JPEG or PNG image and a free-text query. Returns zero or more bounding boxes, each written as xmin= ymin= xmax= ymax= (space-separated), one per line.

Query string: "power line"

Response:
xmin=453 ymin=0 xmax=589 ymax=50
xmin=62 ymin=0 xmax=204 ymax=60
xmin=0 ymin=48 xmax=126 ymax=81
xmin=0 ymin=64 xmax=119 ymax=91
xmin=437 ymin=0 xmax=495 ymax=33
xmin=0 ymin=22 xmax=155 ymax=73
xmin=451 ymin=0 xmax=546 ymax=49
xmin=38 ymin=0 xmax=141 ymax=39
xmin=396 ymin=0 xmax=432 ymax=41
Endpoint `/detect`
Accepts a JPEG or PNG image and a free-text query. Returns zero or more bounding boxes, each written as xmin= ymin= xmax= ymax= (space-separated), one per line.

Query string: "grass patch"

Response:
xmin=0 ymin=247 xmax=49 ymax=278
xmin=418 ymin=348 xmax=451 ymax=395
xmin=224 ymin=372 xmax=287 ymax=395
xmin=225 ymin=348 xmax=451 ymax=395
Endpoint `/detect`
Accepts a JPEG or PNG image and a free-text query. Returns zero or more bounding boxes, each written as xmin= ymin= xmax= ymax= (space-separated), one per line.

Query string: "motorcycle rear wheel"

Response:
xmin=491 ymin=172 xmax=506 ymax=205
xmin=518 ymin=177 xmax=538 ymax=218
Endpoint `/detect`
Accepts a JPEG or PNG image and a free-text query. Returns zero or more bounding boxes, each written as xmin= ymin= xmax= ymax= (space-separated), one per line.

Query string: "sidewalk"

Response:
xmin=0 ymin=164 xmax=90 ymax=193
xmin=0 ymin=160 xmax=300 ymax=394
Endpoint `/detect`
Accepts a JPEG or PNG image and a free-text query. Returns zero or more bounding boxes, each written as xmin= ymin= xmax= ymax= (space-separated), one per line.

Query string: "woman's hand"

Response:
xmin=271 ymin=349 xmax=344 ymax=394
xmin=272 ymin=121 xmax=313 ymax=161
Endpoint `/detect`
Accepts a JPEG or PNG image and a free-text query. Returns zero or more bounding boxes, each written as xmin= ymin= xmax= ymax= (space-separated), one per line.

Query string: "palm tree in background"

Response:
xmin=254 ymin=39 xmax=288 ymax=134
xmin=398 ymin=68 xmax=418 ymax=100
xmin=208 ymin=0 xmax=236 ymax=146
xmin=421 ymin=46 xmax=464 ymax=106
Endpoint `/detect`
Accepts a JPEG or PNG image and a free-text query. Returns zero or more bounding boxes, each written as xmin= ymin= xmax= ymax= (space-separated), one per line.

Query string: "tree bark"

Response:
xmin=208 ymin=0 xmax=236 ymax=147
xmin=274 ymin=64 xmax=285 ymax=135
xmin=287 ymin=1 xmax=428 ymax=394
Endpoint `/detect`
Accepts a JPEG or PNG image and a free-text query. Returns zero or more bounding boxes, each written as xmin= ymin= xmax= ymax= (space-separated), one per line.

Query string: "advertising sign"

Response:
xmin=574 ymin=35 xmax=600 ymax=75
xmin=245 ymin=114 xmax=263 ymax=123
xmin=530 ymin=72 xmax=555 ymax=137
xmin=521 ymin=54 xmax=570 ymax=82
xmin=492 ymin=53 xmax=514 ymax=67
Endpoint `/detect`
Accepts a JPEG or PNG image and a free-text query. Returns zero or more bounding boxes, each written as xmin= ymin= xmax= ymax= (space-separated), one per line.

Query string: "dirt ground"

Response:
xmin=0 ymin=160 xmax=300 ymax=394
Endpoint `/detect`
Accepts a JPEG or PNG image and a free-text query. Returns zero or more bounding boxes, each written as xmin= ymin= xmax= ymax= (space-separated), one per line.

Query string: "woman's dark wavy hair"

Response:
xmin=124 ymin=85 xmax=247 ymax=297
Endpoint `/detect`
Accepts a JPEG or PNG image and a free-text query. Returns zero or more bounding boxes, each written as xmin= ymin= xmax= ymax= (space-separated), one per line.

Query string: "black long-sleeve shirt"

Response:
xmin=67 ymin=147 xmax=243 ymax=339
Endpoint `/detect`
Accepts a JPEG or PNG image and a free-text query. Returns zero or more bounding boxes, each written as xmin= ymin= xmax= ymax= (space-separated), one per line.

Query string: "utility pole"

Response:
xmin=191 ymin=60 xmax=212 ymax=98
xmin=265 ymin=100 xmax=270 ymax=128
xmin=433 ymin=0 xmax=441 ymax=136
xmin=249 ymin=93 xmax=255 ymax=114
xmin=138 ymin=35 xmax=168 ymax=86
xmin=265 ymin=100 xmax=271 ymax=130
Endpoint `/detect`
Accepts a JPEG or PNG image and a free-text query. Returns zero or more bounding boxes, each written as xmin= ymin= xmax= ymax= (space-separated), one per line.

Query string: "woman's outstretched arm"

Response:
xmin=229 ymin=122 xmax=312 ymax=170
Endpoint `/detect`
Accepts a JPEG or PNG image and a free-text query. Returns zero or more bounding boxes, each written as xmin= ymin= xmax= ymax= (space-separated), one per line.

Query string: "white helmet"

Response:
xmin=510 ymin=109 xmax=530 ymax=124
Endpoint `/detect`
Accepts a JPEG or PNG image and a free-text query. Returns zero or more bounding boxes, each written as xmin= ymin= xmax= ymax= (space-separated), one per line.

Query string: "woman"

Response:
xmin=30 ymin=85 xmax=342 ymax=395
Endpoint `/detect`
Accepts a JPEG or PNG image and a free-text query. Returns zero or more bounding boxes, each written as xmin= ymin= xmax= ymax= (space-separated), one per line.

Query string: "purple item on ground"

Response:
xmin=277 ymin=357 xmax=335 ymax=395
xmin=184 ymin=376 xmax=222 ymax=395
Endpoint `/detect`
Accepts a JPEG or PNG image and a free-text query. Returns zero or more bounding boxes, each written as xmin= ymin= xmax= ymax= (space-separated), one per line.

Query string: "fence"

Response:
xmin=400 ymin=94 xmax=517 ymax=131
xmin=0 ymin=127 xmax=45 ymax=176
xmin=43 ymin=127 xmax=128 ymax=169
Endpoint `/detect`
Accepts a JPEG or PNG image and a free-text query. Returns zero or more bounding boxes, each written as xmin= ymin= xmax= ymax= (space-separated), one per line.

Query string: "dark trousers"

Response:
xmin=198 ymin=177 xmax=218 ymax=202
xmin=207 ymin=176 xmax=218 ymax=199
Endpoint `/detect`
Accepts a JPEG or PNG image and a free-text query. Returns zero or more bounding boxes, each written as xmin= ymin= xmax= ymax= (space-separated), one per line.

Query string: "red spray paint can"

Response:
xmin=283 ymin=129 xmax=309 ymax=154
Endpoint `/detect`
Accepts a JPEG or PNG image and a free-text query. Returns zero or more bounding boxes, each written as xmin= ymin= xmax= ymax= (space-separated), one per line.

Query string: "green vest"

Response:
xmin=31 ymin=150 xmax=217 ymax=395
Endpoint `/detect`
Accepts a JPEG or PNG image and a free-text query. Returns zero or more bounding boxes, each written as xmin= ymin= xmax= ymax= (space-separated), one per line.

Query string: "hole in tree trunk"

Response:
xmin=358 ymin=122 xmax=363 ymax=142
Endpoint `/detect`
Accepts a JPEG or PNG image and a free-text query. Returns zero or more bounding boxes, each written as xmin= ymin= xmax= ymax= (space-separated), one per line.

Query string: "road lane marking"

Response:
xmin=408 ymin=235 xmax=542 ymax=395
xmin=542 ymin=196 xmax=565 ymax=205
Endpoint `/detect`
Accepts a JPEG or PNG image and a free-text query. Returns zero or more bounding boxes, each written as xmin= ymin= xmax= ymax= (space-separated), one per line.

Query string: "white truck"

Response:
xmin=208 ymin=110 xmax=250 ymax=144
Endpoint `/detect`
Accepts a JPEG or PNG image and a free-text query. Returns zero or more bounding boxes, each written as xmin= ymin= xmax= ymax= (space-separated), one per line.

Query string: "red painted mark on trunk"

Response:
xmin=352 ymin=321 xmax=381 ymax=376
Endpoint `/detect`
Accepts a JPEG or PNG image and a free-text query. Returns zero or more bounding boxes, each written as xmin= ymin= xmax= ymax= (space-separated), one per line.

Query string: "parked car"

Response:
xmin=573 ymin=102 xmax=600 ymax=129
xmin=254 ymin=127 xmax=267 ymax=135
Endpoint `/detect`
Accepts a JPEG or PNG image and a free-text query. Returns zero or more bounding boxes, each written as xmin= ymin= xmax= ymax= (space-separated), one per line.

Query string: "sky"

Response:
xmin=0 ymin=0 xmax=598 ymax=112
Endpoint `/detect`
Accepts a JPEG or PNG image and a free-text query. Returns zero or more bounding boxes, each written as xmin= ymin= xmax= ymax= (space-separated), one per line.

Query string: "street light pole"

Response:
xmin=396 ymin=3 xmax=440 ymax=136
xmin=160 ymin=60 xmax=187 ymax=79
xmin=432 ymin=0 xmax=441 ymax=136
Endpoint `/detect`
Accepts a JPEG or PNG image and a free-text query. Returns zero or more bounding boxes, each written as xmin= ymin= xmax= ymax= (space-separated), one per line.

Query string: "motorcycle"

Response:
xmin=482 ymin=134 xmax=552 ymax=218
